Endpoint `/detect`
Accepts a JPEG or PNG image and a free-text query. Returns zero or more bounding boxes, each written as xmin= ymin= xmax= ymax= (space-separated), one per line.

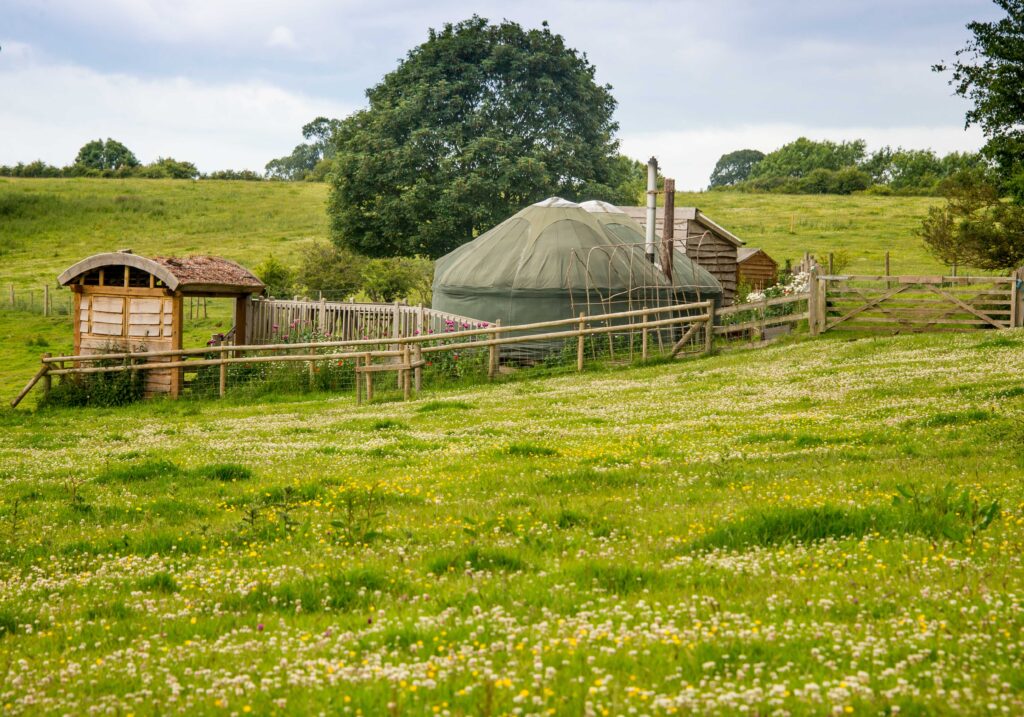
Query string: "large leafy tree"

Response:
xmin=328 ymin=16 xmax=623 ymax=258
xmin=74 ymin=138 xmax=140 ymax=172
xmin=709 ymin=149 xmax=764 ymax=187
xmin=265 ymin=116 xmax=343 ymax=180
xmin=935 ymin=0 xmax=1024 ymax=198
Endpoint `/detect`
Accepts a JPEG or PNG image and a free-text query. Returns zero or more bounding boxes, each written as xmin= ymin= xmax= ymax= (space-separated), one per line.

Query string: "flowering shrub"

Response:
xmin=745 ymin=271 xmax=810 ymax=304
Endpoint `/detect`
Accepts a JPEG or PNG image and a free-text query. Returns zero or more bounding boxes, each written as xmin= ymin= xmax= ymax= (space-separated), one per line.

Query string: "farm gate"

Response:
xmin=813 ymin=270 xmax=1023 ymax=334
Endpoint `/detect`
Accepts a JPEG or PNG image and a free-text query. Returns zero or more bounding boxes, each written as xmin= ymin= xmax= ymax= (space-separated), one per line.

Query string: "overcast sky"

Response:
xmin=0 ymin=0 xmax=1000 ymax=189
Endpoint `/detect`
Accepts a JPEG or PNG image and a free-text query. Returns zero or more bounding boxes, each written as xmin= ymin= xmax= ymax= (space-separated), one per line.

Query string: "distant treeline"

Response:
xmin=709 ymin=138 xmax=988 ymax=196
xmin=0 ymin=138 xmax=264 ymax=181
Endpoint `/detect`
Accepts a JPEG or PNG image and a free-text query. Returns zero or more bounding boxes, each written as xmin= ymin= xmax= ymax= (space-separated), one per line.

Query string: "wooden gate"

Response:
xmin=818 ymin=273 xmax=1022 ymax=334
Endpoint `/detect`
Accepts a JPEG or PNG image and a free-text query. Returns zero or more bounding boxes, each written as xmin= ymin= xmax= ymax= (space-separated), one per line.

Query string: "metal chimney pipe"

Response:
xmin=645 ymin=157 xmax=658 ymax=263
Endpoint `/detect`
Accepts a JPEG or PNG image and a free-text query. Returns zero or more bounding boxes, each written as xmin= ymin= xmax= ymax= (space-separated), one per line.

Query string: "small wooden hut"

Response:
xmin=736 ymin=248 xmax=778 ymax=290
xmin=619 ymin=206 xmax=744 ymax=304
xmin=57 ymin=251 xmax=264 ymax=397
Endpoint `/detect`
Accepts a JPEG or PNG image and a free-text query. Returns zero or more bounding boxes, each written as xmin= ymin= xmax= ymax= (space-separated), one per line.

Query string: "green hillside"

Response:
xmin=0 ymin=330 xmax=1022 ymax=714
xmin=1 ymin=178 xmax=946 ymax=294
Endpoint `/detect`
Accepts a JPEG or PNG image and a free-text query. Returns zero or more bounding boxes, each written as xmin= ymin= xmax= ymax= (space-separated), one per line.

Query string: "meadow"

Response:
xmin=0 ymin=329 xmax=1023 ymax=715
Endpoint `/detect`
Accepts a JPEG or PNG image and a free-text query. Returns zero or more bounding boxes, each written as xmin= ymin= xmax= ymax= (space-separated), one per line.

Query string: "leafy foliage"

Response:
xmin=920 ymin=169 xmax=1024 ymax=270
xmin=297 ymin=241 xmax=365 ymax=299
xmin=935 ymin=0 xmax=1024 ymax=200
xmin=253 ymin=256 xmax=295 ymax=298
xmin=328 ymin=16 xmax=624 ymax=258
xmin=74 ymin=138 xmax=140 ymax=172
xmin=709 ymin=149 xmax=765 ymax=187
xmin=265 ymin=116 xmax=343 ymax=181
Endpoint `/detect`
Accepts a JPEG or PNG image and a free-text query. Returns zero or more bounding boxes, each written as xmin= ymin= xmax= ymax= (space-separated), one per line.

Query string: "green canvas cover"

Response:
xmin=433 ymin=198 xmax=677 ymax=326
xmin=432 ymin=198 xmax=722 ymax=356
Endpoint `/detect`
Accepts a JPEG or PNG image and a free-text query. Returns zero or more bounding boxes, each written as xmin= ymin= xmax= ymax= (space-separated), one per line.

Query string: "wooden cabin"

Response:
xmin=620 ymin=206 xmax=744 ymax=304
xmin=736 ymin=248 xmax=778 ymax=290
xmin=57 ymin=251 xmax=264 ymax=397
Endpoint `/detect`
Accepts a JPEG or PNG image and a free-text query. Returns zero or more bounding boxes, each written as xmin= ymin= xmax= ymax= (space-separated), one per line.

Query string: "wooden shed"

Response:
xmin=619 ymin=206 xmax=744 ymax=304
xmin=57 ymin=251 xmax=264 ymax=397
xmin=736 ymin=248 xmax=778 ymax=290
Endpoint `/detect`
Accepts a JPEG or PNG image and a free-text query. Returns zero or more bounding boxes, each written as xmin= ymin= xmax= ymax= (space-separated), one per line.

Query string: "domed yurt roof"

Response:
xmin=433 ymin=197 xmax=672 ymax=296
xmin=578 ymin=200 xmax=722 ymax=296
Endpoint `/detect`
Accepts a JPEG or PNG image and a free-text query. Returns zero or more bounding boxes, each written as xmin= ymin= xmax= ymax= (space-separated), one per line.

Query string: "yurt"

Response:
xmin=432 ymin=198 xmax=721 ymax=333
xmin=578 ymin=200 xmax=723 ymax=306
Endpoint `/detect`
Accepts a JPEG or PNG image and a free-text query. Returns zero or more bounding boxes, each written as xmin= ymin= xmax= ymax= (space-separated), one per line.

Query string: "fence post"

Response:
xmin=808 ymin=266 xmax=820 ymax=336
xmin=641 ymin=308 xmax=648 ymax=360
xmin=757 ymin=297 xmax=768 ymax=342
xmin=488 ymin=319 xmax=500 ymax=379
xmin=402 ymin=344 xmax=412 ymax=400
xmin=41 ymin=353 xmax=52 ymax=397
xmin=43 ymin=285 xmax=50 ymax=317
xmin=703 ymin=300 xmax=714 ymax=355
xmin=1013 ymin=267 xmax=1024 ymax=328
xmin=364 ymin=353 xmax=374 ymax=402
xmin=577 ymin=313 xmax=586 ymax=371
xmin=8 ymin=284 xmax=13 ymax=308
xmin=828 ymin=253 xmax=834 ymax=275
xmin=318 ymin=296 xmax=326 ymax=333
xmin=219 ymin=349 xmax=228 ymax=398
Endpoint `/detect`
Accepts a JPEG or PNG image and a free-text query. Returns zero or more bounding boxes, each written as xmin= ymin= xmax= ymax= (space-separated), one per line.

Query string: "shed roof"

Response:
xmin=737 ymin=247 xmax=776 ymax=264
xmin=618 ymin=206 xmax=745 ymax=247
xmin=58 ymin=252 xmax=265 ymax=295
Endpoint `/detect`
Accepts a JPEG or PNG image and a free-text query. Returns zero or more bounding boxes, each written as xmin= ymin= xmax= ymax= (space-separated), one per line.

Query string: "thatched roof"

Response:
xmin=58 ymin=251 xmax=264 ymax=295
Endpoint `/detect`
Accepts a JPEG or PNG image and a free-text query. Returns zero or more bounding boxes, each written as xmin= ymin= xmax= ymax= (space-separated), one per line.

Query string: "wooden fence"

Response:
xmin=5 ymin=284 xmax=70 ymax=317
xmin=23 ymin=299 xmax=798 ymax=407
xmin=810 ymin=267 xmax=1024 ymax=334
xmin=244 ymin=297 xmax=483 ymax=344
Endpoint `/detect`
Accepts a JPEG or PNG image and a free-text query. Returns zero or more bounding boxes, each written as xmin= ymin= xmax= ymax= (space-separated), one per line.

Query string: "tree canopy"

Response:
xmin=935 ymin=0 xmax=1024 ymax=200
xmin=265 ymin=117 xmax=343 ymax=181
xmin=709 ymin=149 xmax=764 ymax=187
xmin=74 ymin=138 xmax=140 ymax=172
xmin=328 ymin=16 xmax=626 ymax=258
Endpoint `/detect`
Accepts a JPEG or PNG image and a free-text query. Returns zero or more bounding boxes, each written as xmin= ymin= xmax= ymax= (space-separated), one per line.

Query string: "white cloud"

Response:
xmin=0 ymin=50 xmax=354 ymax=171
xmin=620 ymin=124 xmax=987 ymax=191
xmin=267 ymin=25 xmax=297 ymax=49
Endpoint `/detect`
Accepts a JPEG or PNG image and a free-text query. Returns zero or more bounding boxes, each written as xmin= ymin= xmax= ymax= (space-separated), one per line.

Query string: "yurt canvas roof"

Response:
xmin=433 ymin=197 xmax=672 ymax=297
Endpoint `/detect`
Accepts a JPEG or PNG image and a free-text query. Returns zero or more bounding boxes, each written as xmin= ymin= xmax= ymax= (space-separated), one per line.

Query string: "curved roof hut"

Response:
xmin=58 ymin=251 xmax=264 ymax=397
xmin=578 ymin=201 xmax=722 ymax=305
xmin=432 ymin=198 xmax=678 ymax=329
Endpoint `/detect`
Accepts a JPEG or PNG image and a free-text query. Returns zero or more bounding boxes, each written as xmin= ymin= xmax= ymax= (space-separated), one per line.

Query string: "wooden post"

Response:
xmin=703 ymin=300 xmax=714 ymax=355
xmin=884 ymin=251 xmax=891 ymax=277
xmin=1012 ymin=267 xmax=1024 ymax=328
xmin=577 ymin=313 xmax=586 ymax=371
xmin=808 ymin=266 xmax=820 ymax=336
xmin=402 ymin=345 xmax=411 ymax=400
xmin=414 ymin=303 xmax=425 ymax=392
xmin=8 ymin=284 xmax=13 ymax=308
xmin=364 ymin=354 xmax=373 ymax=402
xmin=757 ymin=297 xmax=768 ymax=342
xmin=641 ymin=308 xmax=648 ymax=360
xmin=43 ymin=285 xmax=50 ymax=317
xmin=41 ymin=353 xmax=52 ymax=397
xmin=488 ymin=319 xmax=500 ymax=379
xmin=234 ymin=297 xmax=249 ymax=354
xmin=219 ymin=351 xmax=228 ymax=398
xmin=660 ymin=179 xmax=675 ymax=283
xmin=828 ymin=253 xmax=834 ymax=275
xmin=318 ymin=296 xmax=326 ymax=333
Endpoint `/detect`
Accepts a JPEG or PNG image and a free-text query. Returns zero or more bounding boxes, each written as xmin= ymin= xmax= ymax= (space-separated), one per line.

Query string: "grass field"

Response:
xmin=1 ymin=178 xmax=947 ymax=295
xmin=0 ymin=330 xmax=1022 ymax=715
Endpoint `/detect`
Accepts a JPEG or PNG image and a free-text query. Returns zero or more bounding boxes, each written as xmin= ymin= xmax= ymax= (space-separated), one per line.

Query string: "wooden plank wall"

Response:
xmin=683 ymin=220 xmax=739 ymax=304
xmin=77 ymin=293 xmax=177 ymax=396
xmin=737 ymin=254 xmax=778 ymax=291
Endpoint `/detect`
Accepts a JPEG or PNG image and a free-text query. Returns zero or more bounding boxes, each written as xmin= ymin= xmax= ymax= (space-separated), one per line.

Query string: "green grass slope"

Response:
xmin=0 ymin=330 xmax=1022 ymax=714
xmin=2 ymin=179 xmax=947 ymax=293
xmin=0 ymin=178 xmax=328 ymax=289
